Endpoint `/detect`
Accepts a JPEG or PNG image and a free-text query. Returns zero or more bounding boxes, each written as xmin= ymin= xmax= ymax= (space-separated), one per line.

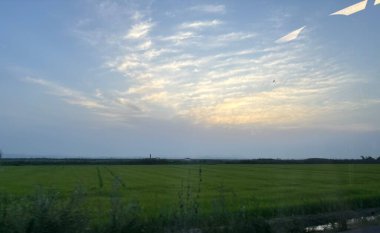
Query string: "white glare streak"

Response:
xmin=276 ymin=26 xmax=305 ymax=43
xmin=330 ymin=0 xmax=368 ymax=16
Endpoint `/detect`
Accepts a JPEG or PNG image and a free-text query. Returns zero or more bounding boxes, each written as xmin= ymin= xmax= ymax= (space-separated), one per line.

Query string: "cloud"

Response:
xmin=72 ymin=1 xmax=151 ymax=47
xmin=159 ymin=31 xmax=255 ymax=50
xmin=375 ymin=0 xmax=380 ymax=5
xmin=125 ymin=21 xmax=154 ymax=39
xmin=180 ymin=20 xmax=222 ymax=29
xmin=276 ymin=26 xmax=305 ymax=43
xmin=215 ymin=32 xmax=256 ymax=42
xmin=24 ymin=77 xmax=105 ymax=110
xmin=137 ymin=40 xmax=152 ymax=50
xmin=190 ymin=4 xmax=226 ymax=14
xmin=160 ymin=31 xmax=198 ymax=44
xmin=24 ymin=77 xmax=143 ymax=121
xmin=131 ymin=11 xmax=144 ymax=21
xmin=107 ymin=28 xmax=363 ymax=127
xmin=330 ymin=0 xmax=368 ymax=16
xmin=70 ymin=1 xmax=377 ymax=129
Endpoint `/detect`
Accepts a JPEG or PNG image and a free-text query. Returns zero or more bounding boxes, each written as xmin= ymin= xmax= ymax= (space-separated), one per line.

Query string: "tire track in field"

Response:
xmin=103 ymin=166 xmax=127 ymax=188
xmin=96 ymin=166 xmax=104 ymax=189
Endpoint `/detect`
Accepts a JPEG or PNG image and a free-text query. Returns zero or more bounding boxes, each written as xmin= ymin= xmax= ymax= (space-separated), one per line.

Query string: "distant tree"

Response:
xmin=377 ymin=156 xmax=380 ymax=161
xmin=0 ymin=149 xmax=2 ymax=159
xmin=361 ymin=156 xmax=375 ymax=161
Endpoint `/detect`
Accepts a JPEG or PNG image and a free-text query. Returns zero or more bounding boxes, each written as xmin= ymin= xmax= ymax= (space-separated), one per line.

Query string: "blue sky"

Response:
xmin=0 ymin=0 xmax=379 ymax=158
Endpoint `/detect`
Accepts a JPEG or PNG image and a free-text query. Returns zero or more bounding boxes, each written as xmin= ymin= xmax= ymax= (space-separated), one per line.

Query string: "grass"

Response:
xmin=1 ymin=164 xmax=380 ymax=215
xmin=0 ymin=164 xmax=380 ymax=232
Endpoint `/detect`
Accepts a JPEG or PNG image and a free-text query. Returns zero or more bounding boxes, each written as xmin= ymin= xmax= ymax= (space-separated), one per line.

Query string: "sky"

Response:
xmin=0 ymin=0 xmax=379 ymax=159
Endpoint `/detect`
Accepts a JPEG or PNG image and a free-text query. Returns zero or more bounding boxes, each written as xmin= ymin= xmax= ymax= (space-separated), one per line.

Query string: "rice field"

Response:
xmin=1 ymin=164 xmax=380 ymax=217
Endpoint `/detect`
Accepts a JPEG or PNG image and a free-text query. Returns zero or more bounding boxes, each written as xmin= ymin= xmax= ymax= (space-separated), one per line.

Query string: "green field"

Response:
xmin=1 ymin=164 xmax=380 ymax=217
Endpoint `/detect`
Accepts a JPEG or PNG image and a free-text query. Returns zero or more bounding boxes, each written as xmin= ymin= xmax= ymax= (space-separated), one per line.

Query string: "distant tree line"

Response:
xmin=0 ymin=156 xmax=380 ymax=166
xmin=360 ymin=156 xmax=380 ymax=161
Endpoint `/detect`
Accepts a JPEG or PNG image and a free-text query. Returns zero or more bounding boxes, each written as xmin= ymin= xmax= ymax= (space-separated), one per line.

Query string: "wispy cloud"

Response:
xmin=131 ymin=11 xmax=144 ymax=21
xmin=125 ymin=21 xmax=154 ymax=39
xmin=160 ymin=31 xmax=198 ymax=44
xmin=190 ymin=4 xmax=226 ymax=14
xmin=276 ymin=26 xmax=305 ymax=43
xmin=330 ymin=0 xmax=368 ymax=16
xmin=180 ymin=20 xmax=222 ymax=29
xmin=24 ymin=77 xmax=105 ymax=110
xmin=215 ymin=32 xmax=256 ymax=42
xmin=24 ymin=77 xmax=144 ymax=121
xmin=137 ymin=40 xmax=152 ymax=50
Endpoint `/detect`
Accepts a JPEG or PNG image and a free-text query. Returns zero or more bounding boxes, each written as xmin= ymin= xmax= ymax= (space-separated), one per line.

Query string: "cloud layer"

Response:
xmin=25 ymin=1 xmax=380 ymax=130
